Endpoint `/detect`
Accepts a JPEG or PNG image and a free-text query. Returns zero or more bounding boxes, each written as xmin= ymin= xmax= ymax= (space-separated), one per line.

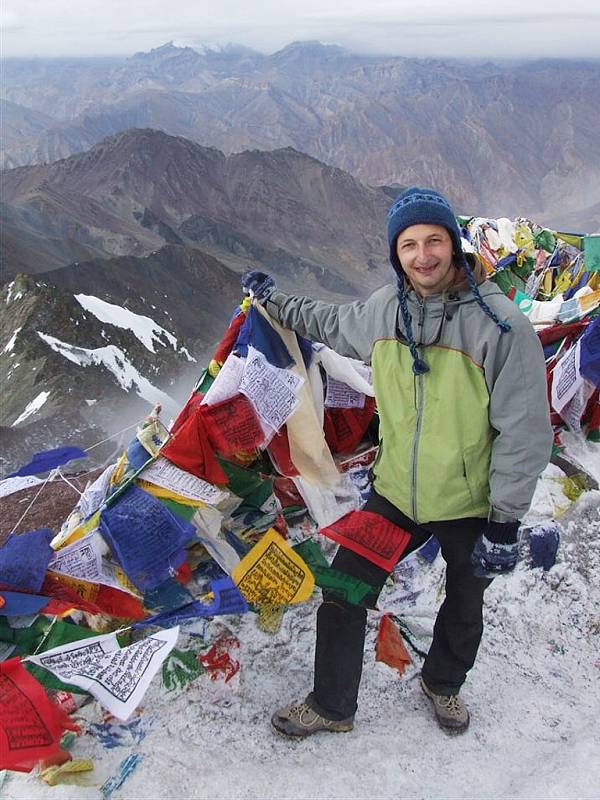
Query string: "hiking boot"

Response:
xmin=271 ymin=700 xmax=354 ymax=738
xmin=421 ymin=678 xmax=470 ymax=733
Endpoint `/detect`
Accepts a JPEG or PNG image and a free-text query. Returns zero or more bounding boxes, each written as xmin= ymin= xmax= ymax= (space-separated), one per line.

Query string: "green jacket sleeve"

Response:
xmin=484 ymin=306 xmax=553 ymax=522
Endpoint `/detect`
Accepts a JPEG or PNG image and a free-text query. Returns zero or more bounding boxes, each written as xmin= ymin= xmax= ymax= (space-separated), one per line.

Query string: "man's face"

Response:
xmin=396 ymin=224 xmax=456 ymax=296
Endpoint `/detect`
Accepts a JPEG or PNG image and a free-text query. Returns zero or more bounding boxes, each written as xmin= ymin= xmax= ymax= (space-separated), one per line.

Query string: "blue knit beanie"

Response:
xmin=387 ymin=186 xmax=467 ymax=277
xmin=387 ymin=186 xmax=510 ymax=376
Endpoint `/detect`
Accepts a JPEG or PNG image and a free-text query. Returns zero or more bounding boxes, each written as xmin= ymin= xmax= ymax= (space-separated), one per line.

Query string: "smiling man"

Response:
xmin=242 ymin=186 xmax=552 ymax=737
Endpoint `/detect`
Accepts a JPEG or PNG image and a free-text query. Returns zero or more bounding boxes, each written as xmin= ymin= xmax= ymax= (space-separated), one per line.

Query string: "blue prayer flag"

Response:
xmin=7 ymin=446 xmax=87 ymax=478
xmin=99 ymin=485 xmax=195 ymax=592
xmin=125 ymin=438 xmax=153 ymax=471
xmin=580 ymin=317 xmax=600 ymax=388
xmin=134 ymin=576 xmax=248 ymax=628
xmin=234 ymin=306 xmax=294 ymax=368
xmin=0 ymin=528 xmax=53 ymax=592
xmin=0 ymin=591 xmax=50 ymax=616
xmin=418 ymin=536 xmax=441 ymax=563
xmin=143 ymin=577 xmax=195 ymax=614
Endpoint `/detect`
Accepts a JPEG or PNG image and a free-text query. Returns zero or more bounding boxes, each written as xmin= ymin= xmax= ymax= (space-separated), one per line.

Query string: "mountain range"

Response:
xmin=3 ymin=42 xmax=600 ymax=230
xmin=1 ymin=128 xmax=391 ymax=291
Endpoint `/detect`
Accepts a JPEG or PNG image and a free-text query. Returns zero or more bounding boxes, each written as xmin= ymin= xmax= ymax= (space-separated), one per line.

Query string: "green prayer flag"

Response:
xmin=217 ymin=458 xmax=265 ymax=499
xmin=584 ymin=235 xmax=600 ymax=273
xmin=161 ymin=647 xmax=204 ymax=693
xmin=534 ymin=228 xmax=556 ymax=253
xmin=160 ymin=498 xmax=197 ymax=522
xmin=195 ymin=370 xmax=215 ymax=393
xmin=0 ymin=616 xmax=51 ymax=658
xmin=293 ymin=540 xmax=377 ymax=606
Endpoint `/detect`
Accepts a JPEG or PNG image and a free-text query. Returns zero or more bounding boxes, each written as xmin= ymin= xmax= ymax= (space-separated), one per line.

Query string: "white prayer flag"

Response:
xmin=29 ymin=628 xmax=179 ymax=720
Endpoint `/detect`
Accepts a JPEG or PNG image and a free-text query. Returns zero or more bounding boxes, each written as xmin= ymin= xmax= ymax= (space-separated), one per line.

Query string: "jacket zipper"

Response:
xmin=411 ymin=301 xmax=426 ymax=523
xmin=411 ymin=369 xmax=425 ymax=523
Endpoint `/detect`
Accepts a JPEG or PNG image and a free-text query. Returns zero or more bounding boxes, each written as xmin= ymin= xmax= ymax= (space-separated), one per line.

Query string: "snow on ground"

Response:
xmin=37 ymin=332 xmax=174 ymax=407
xmin=74 ymin=294 xmax=178 ymax=354
xmin=0 ymin=475 xmax=44 ymax=498
xmin=3 ymin=326 xmax=22 ymax=353
xmin=10 ymin=391 xmax=51 ymax=427
xmin=3 ymin=449 xmax=600 ymax=800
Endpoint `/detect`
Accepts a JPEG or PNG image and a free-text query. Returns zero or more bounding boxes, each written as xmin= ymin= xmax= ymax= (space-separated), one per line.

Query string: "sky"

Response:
xmin=2 ymin=0 xmax=600 ymax=60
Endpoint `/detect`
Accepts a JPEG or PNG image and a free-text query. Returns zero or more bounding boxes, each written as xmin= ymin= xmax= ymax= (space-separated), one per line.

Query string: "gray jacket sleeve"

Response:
xmin=484 ymin=307 xmax=553 ymax=522
xmin=264 ymin=287 xmax=390 ymax=364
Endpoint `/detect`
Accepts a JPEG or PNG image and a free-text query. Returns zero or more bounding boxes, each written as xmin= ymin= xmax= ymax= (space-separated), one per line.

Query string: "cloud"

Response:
xmin=3 ymin=0 xmax=600 ymax=58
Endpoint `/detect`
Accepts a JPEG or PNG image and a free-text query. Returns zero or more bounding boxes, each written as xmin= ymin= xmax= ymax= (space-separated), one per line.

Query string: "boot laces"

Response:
xmin=289 ymin=702 xmax=314 ymax=721
xmin=441 ymin=694 xmax=464 ymax=717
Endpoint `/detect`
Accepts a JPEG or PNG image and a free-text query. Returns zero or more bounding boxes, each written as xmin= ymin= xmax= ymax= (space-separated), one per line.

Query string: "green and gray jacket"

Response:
xmin=265 ymin=273 xmax=553 ymax=525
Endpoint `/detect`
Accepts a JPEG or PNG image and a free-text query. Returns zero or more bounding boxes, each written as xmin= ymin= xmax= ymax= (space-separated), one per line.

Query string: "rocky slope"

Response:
xmin=0 ymin=264 xmax=228 ymax=475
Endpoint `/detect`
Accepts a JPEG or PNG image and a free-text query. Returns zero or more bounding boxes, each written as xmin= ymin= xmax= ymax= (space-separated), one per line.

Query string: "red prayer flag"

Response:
xmin=323 ymin=398 xmax=376 ymax=454
xmin=320 ymin=510 xmax=412 ymax=571
xmin=170 ymin=391 xmax=205 ymax=435
xmin=213 ymin=309 xmax=248 ymax=366
xmin=201 ymin=394 xmax=264 ymax=457
xmin=198 ymin=632 xmax=241 ymax=683
xmin=44 ymin=574 xmax=147 ymax=621
xmin=161 ymin=407 xmax=228 ymax=485
xmin=375 ymin=614 xmax=412 ymax=676
xmin=267 ymin=425 xmax=299 ymax=476
xmin=0 ymin=658 xmax=79 ymax=773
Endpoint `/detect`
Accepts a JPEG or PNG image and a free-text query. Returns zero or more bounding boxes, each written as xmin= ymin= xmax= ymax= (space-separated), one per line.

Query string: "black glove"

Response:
xmin=471 ymin=520 xmax=520 ymax=578
xmin=241 ymin=269 xmax=276 ymax=303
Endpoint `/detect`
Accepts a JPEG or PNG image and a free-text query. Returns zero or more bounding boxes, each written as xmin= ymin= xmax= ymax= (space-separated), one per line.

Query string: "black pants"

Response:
xmin=308 ymin=490 xmax=493 ymax=720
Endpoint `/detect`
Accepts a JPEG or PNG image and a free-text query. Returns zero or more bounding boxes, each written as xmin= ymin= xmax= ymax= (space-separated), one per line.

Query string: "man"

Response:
xmin=243 ymin=187 xmax=553 ymax=736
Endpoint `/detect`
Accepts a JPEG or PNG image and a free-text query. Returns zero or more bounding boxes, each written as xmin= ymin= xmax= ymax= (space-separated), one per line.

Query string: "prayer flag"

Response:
xmin=232 ymin=528 xmax=314 ymax=605
xmin=580 ymin=318 xmax=600 ymax=388
xmin=99 ymin=485 xmax=195 ymax=592
xmin=267 ymin=426 xmax=299 ymax=476
xmin=25 ymin=619 xmax=101 ymax=693
xmin=235 ymin=305 xmax=294 ymax=369
xmin=7 ymin=446 xmax=87 ymax=478
xmin=320 ymin=510 xmax=412 ymax=571
xmin=292 ymin=539 xmax=376 ymax=606
xmin=0 ymin=592 xmax=51 ymax=617
xmin=28 ymin=628 xmax=179 ymax=721
xmin=41 ymin=573 xmax=146 ymax=619
xmin=160 ymin=408 xmax=228 ymax=485
xmin=135 ymin=577 xmax=248 ymax=628
xmin=375 ymin=614 xmax=412 ymax=676
xmin=212 ymin=303 xmax=249 ymax=366
xmin=0 ymin=529 xmax=54 ymax=592
xmin=201 ymin=393 xmax=265 ymax=456
xmin=0 ymin=657 xmax=78 ymax=772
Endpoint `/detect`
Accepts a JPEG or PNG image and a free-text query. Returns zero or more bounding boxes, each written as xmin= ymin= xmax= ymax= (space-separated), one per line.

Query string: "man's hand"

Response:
xmin=242 ymin=269 xmax=276 ymax=303
xmin=471 ymin=521 xmax=520 ymax=578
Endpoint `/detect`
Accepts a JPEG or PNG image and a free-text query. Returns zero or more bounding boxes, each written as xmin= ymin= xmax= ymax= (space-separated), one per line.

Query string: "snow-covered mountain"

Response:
xmin=0 ymin=271 xmax=203 ymax=475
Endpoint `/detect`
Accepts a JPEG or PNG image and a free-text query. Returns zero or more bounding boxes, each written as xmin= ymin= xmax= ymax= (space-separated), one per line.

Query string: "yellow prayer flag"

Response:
xmin=51 ymin=512 xmax=101 ymax=550
xmin=136 ymin=479 xmax=207 ymax=508
xmin=232 ymin=528 xmax=314 ymax=605
xmin=40 ymin=759 xmax=94 ymax=786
